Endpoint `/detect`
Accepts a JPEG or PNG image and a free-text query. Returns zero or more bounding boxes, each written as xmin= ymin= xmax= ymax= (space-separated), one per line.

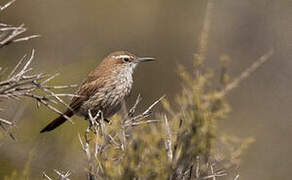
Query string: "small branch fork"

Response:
xmin=42 ymin=169 xmax=71 ymax=180
xmin=123 ymin=95 xmax=165 ymax=128
xmin=0 ymin=50 xmax=77 ymax=137
xmin=78 ymin=95 xmax=165 ymax=180
xmin=0 ymin=0 xmax=40 ymax=48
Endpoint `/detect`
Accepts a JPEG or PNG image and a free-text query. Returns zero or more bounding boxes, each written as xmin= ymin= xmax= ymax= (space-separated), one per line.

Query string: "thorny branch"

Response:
xmin=77 ymin=96 xmax=240 ymax=180
xmin=78 ymin=95 xmax=165 ymax=180
xmin=0 ymin=0 xmax=40 ymax=48
xmin=0 ymin=0 xmax=44 ymax=138
xmin=0 ymin=50 xmax=77 ymax=138
xmin=123 ymin=95 xmax=165 ymax=128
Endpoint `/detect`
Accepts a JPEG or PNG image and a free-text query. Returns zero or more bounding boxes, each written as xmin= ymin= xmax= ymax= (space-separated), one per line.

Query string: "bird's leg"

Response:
xmin=96 ymin=110 xmax=111 ymax=124
xmin=85 ymin=116 xmax=95 ymax=134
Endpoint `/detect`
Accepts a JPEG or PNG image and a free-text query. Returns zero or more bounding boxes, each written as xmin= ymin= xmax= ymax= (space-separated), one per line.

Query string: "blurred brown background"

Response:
xmin=0 ymin=0 xmax=291 ymax=179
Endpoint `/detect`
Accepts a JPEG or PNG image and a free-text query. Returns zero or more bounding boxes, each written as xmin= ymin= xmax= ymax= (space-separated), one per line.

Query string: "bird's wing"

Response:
xmin=69 ymin=75 xmax=105 ymax=111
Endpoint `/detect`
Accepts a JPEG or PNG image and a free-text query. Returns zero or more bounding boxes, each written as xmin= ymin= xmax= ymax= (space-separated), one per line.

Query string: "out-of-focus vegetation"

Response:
xmin=1 ymin=0 xmax=290 ymax=179
xmin=67 ymin=42 xmax=271 ymax=179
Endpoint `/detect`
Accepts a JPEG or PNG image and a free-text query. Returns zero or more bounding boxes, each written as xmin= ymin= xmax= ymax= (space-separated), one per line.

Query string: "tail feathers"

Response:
xmin=40 ymin=110 xmax=74 ymax=133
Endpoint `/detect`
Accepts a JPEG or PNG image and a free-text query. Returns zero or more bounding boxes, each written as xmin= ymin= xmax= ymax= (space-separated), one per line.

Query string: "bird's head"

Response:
xmin=103 ymin=51 xmax=155 ymax=73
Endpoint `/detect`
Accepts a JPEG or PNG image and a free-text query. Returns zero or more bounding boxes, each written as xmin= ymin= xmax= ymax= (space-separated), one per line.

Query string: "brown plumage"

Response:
xmin=40 ymin=51 xmax=154 ymax=133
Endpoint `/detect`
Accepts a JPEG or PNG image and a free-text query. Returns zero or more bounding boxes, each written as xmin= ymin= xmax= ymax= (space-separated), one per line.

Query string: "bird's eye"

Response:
xmin=123 ymin=57 xmax=130 ymax=62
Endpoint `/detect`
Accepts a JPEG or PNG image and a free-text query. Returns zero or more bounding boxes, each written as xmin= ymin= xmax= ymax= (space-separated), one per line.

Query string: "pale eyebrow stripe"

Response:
xmin=112 ymin=55 xmax=133 ymax=59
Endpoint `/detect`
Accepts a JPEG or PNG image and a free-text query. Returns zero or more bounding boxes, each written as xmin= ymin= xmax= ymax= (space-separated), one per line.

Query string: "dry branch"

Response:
xmin=0 ymin=50 xmax=77 ymax=137
xmin=0 ymin=0 xmax=16 ymax=11
xmin=164 ymin=114 xmax=173 ymax=162
xmin=0 ymin=0 xmax=40 ymax=48
xmin=123 ymin=95 xmax=165 ymax=128
xmin=77 ymin=95 xmax=164 ymax=180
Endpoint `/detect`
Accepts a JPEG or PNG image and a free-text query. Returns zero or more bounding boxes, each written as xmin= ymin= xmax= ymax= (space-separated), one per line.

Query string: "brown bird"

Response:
xmin=40 ymin=51 xmax=154 ymax=133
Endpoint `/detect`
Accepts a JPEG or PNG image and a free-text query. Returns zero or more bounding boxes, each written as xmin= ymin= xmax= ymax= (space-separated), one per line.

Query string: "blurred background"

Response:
xmin=0 ymin=0 xmax=291 ymax=179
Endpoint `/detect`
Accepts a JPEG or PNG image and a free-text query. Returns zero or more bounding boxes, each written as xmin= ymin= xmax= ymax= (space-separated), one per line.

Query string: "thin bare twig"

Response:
xmin=124 ymin=95 xmax=165 ymax=127
xmin=164 ymin=114 xmax=173 ymax=162
xmin=42 ymin=172 xmax=53 ymax=180
xmin=0 ymin=50 xmax=76 ymax=136
xmin=128 ymin=94 xmax=142 ymax=117
xmin=233 ymin=174 xmax=240 ymax=180
xmin=78 ymin=110 xmax=105 ymax=180
xmin=0 ymin=0 xmax=16 ymax=11
xmin=196 ymin=156 xmax=200 ymax=179
xmin=54 ymin=169 xmax=71 ymax=180
xmin=43 ymin=170 xmax=71 ymax=180
xmin=78 ymin=95 xmax=165 ymax=179
xmin=0 ymin=118 xmax=13 ymax=125
xmin=0 ymin=0 xmax=40 ymax=48
xmin=13 ymin=34 xmax=41 ymax=42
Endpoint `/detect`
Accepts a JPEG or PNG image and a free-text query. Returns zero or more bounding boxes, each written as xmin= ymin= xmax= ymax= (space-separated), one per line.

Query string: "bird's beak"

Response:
xmin=135 ymin=57 xmax=155 ymax=63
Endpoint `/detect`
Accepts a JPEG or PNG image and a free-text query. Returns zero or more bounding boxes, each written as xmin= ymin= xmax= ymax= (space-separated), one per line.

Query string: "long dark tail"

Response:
xmin=40 ymin=110 xmax=74 ymax=133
